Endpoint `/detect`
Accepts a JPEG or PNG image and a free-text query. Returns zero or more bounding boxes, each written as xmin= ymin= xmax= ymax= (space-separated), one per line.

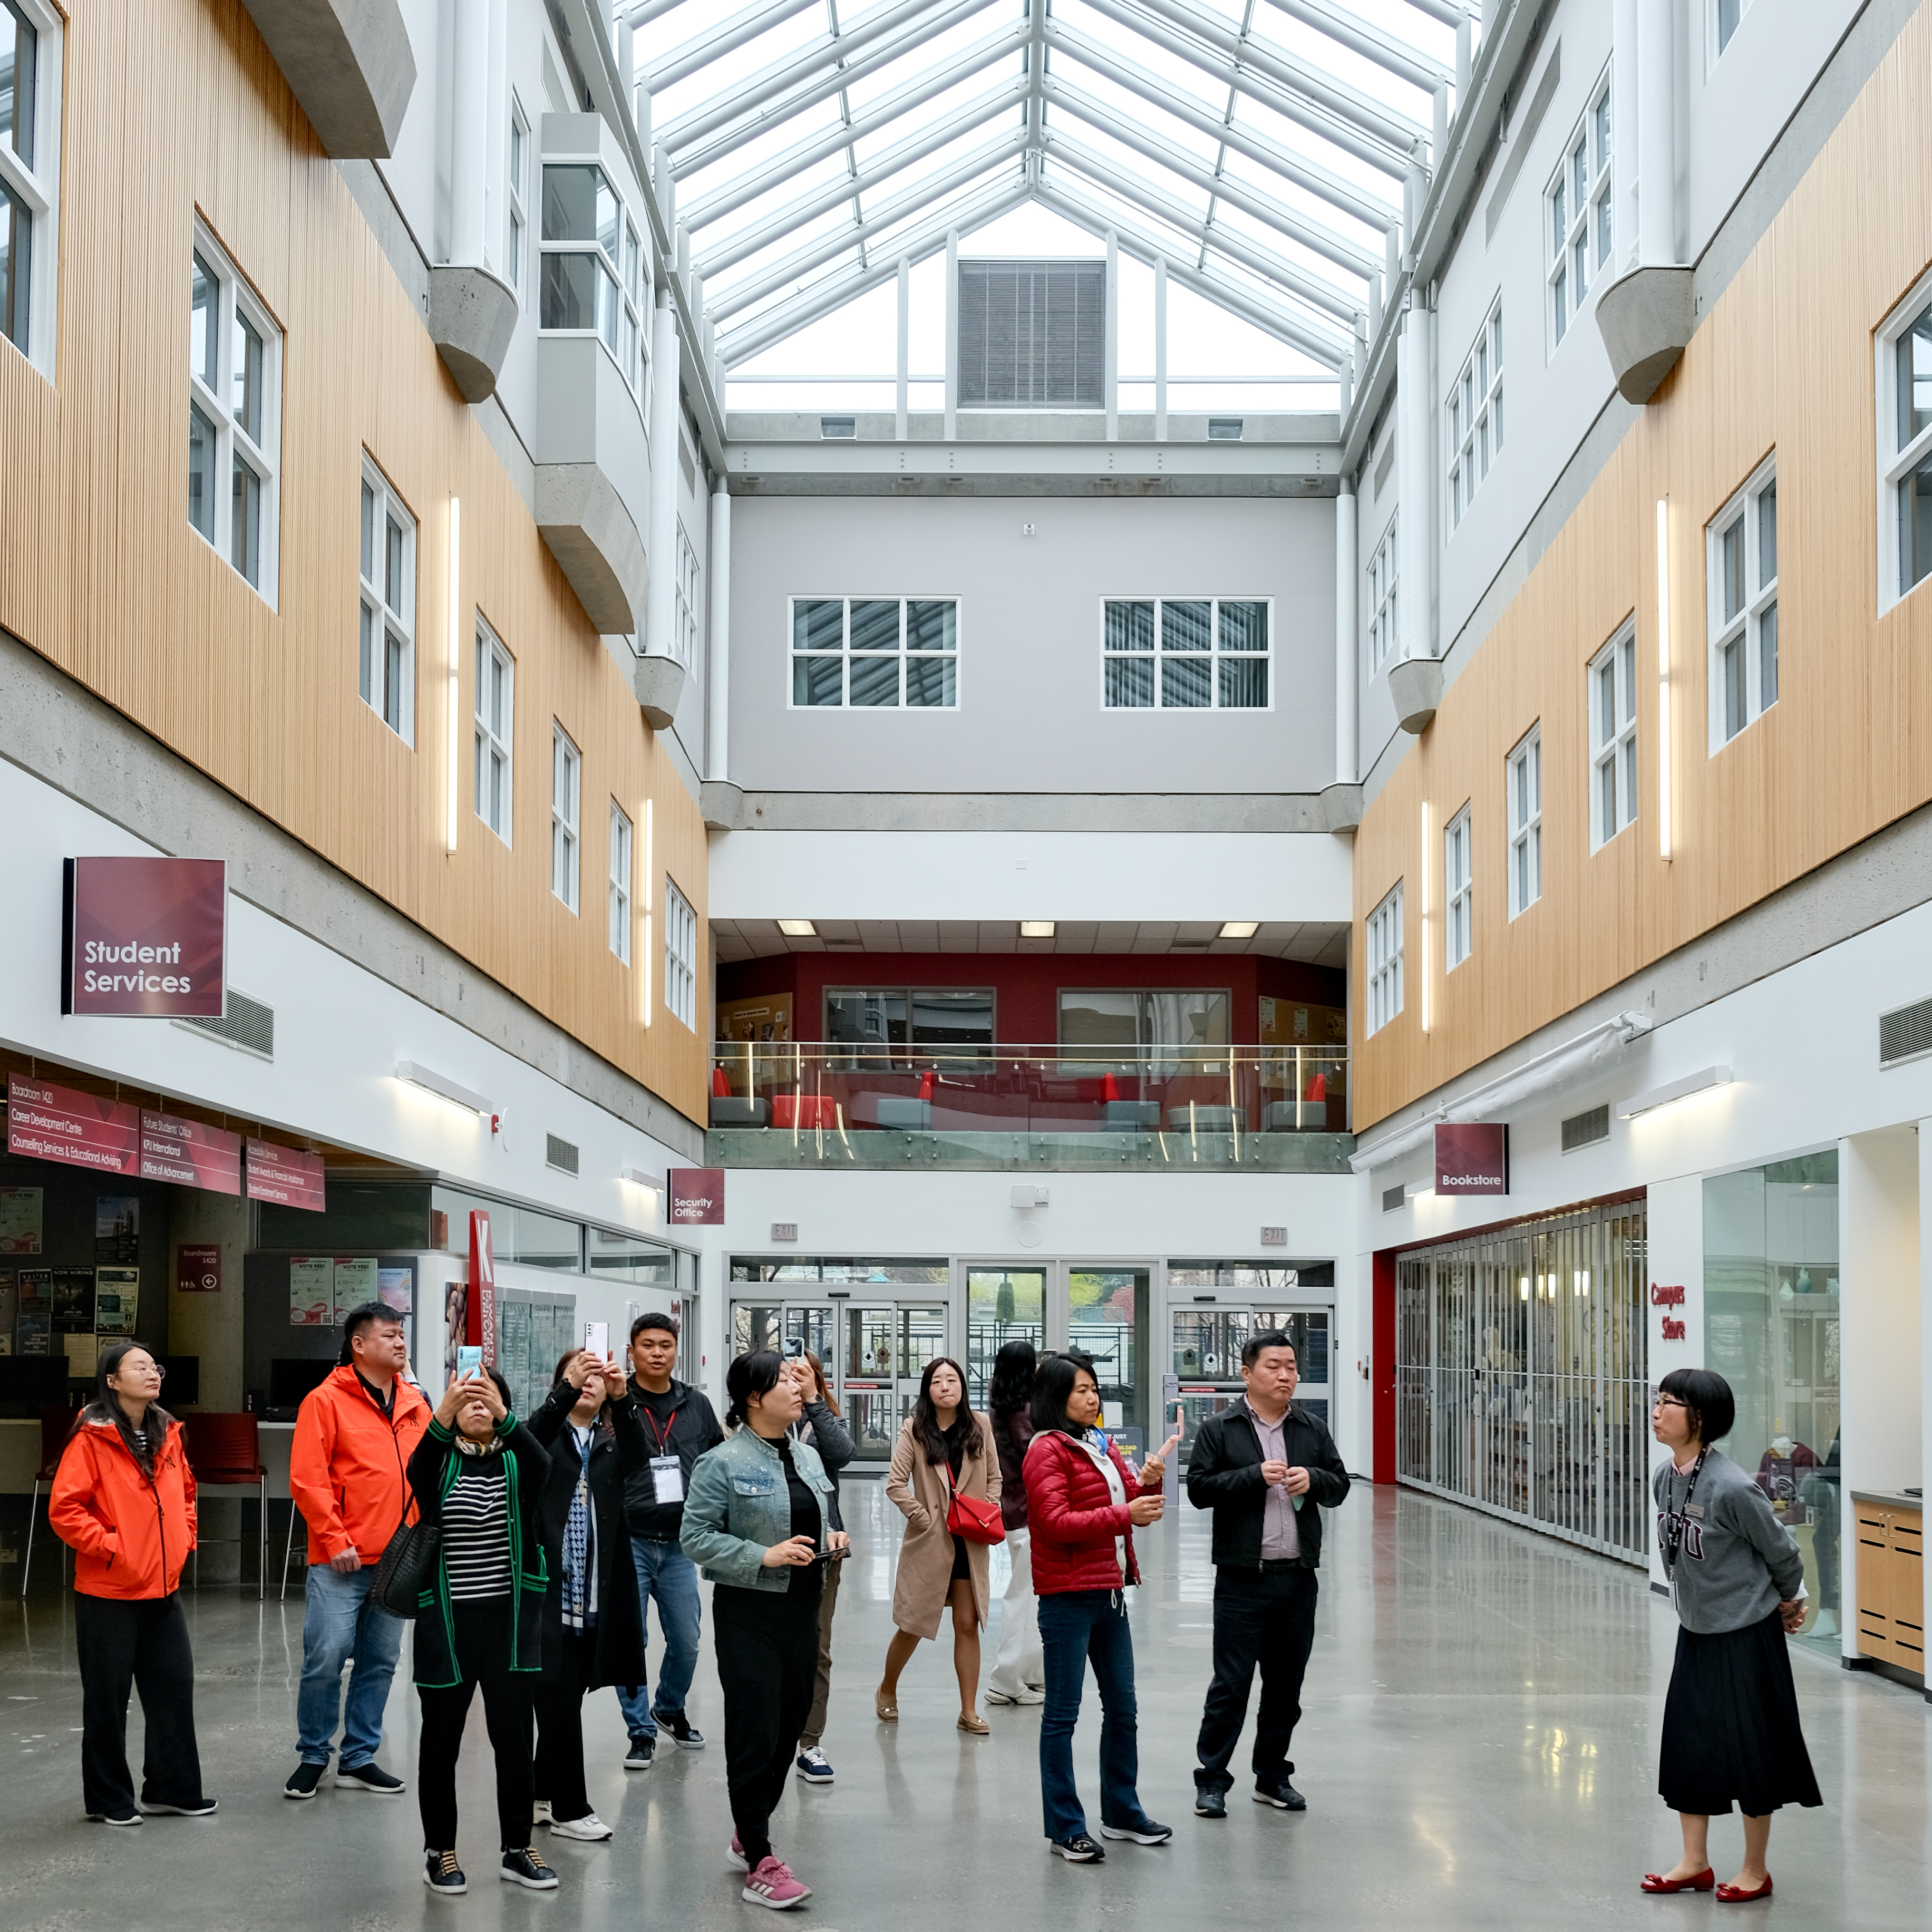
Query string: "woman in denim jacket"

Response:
xmin=682 ymin=1351 xmax=848 ymax=1910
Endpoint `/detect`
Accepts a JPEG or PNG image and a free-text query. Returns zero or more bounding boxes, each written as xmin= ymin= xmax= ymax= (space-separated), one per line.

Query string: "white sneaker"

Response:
xmin=533 ymin=1799 xmax=554 ymax=1826
xmin=987 ymin=1685 xmax=1045 ymax=1705
xmin=548 ymin=1812 xmax=613 ymax=1842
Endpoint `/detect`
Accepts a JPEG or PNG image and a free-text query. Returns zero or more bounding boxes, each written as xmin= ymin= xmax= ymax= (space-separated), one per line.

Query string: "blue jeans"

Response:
xmin=296 ymin=1564 xmax=406 ymax=1769
xmin=615 ymin=1537 xmax=702 ymax=1741
xmin=1037 ymin=1588 xmax=1148 ymax=1844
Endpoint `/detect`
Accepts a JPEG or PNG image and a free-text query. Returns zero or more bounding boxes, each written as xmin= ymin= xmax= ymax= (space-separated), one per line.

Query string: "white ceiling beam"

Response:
xmin=626 ymin=0 xmax=699 ymax=26
xmin=708 ymin=137 xmax=1027 ymax=322
xmin=697 ymin=87 xmax=1023 ymax=278
xmin=1258 ymin=0 xmax=1452 ymax=93
xmin=1044 ymin=22 xmax=1399 ymax=234
xmin=662 ymin=0 xmax=999 ymax=156
xmin=1044 ymin=80 xmax=1381 ymax=280
xmin=647 ymin=0 xmax=821 ymax=93
xmin=1402 ymin=0 xmax=1479 ymax=27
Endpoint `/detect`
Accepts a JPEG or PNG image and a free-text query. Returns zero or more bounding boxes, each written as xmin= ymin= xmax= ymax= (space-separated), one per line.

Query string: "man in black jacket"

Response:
xmin=1184 ymin=1329 xmax=1351 ymax=1819
xmin=613 ymin=1313 xmax=724 ymax=1770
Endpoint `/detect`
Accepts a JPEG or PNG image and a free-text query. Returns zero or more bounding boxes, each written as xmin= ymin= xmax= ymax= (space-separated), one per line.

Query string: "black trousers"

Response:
xmin=1194 ymin=1565 xmax=1318 ymax=1794
xmin=417 ymin=1598 xmax=536 ymax=1852
xmin=713 ymin=1584 xmax=819 ymax=1868
xmin=74 ymin=1592 xmax=204 ymax=1818
xmin=533 ymin=1625 xmax=599 ymax=1824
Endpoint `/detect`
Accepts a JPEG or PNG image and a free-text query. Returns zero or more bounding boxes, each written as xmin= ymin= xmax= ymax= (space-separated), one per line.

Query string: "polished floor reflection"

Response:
xmin=3 ymin=1482 xmax=1925 ymax=1929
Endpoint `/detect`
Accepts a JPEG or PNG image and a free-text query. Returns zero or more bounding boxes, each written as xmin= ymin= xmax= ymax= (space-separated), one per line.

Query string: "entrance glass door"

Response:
xmin=841 ymin=1302 xmax=948 ymax=1462
xmin=1071 ymin=1268 xmax=1151 ymax=1447
xmin=965 ymin=1268 xmax=1046 ymax=1412
xmin=1172 ymin=1305 xmax=1333 ymax=1449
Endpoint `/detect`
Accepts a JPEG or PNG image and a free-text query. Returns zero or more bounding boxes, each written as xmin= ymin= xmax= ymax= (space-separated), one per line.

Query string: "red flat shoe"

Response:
xmin=1640 ymin=1869 xmax=1715 ymax=1894
xmin=1715 ymin=1876 xmax=1773 ymax=1904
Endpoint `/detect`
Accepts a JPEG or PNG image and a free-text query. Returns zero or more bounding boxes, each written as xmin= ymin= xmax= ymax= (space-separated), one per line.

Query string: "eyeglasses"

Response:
xmin=113 ymin=1361 xmax=164 ymax=1381
xmin=1650 ymin=1394 xmax=1685 ymax=1412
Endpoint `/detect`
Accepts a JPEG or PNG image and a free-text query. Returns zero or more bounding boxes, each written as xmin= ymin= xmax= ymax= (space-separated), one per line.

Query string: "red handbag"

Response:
xmin=943 ymin=1462 xmax=1006 ymax=1546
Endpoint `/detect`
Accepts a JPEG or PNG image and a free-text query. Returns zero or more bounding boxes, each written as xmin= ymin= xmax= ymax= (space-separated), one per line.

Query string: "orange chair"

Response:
xmin=20 ymin=1407 xmax=76 ymax=1598
xmin=183 ymin=1413 xmax=269 ymax=1600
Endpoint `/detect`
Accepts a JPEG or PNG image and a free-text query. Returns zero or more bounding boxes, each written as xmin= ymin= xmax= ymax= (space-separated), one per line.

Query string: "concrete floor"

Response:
xmin=3 ymin=1480 xmax=1927 ymax=1930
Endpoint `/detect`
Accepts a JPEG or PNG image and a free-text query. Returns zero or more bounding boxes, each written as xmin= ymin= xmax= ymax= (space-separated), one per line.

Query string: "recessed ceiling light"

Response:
xmin=1219 ymin=921 xmax=1260 ymax=939
xmin=777 ymin=919 xmax=817 ymax=938
xmin=1020 ymin=920 xmax=1055 ymax=938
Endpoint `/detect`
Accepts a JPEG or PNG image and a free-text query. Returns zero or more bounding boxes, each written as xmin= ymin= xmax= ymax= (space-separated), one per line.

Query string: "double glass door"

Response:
xmin=1171 ymin=1305 xmax=1333 ymax=1450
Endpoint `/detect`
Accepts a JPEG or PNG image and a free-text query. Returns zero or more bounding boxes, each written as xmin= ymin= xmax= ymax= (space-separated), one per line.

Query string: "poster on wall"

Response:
xmin=442 ymin=1278 xmax=469 ymax=1385
xmin=17 ymin=1313 xmax=50 ymax=1355
xmin=0 ymin=1188 xmax=43 ymax=1255
xmin=95 ymin=1196 xmax=140 ymax=1264
xmin=377 ymin=1267 xmax=414 ymax=1315
xmin=65 ymin=1332 xmax=99 ymax=1377
xmin=51 ymin=1268 xmax=97 ymax=1333
xmin=333 ymin=1258 xmax=378 ymax=1322
xmin=0 ymin=1271 xmax=14 ymax=1353
xmin=289 ymin=1257 xmax=333 ymax=1326
xmin=95 ymin=1268 xmax=139 ymax=1334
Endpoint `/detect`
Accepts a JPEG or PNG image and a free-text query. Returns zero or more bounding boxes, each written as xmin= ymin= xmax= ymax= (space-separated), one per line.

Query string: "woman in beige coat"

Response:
xmin=877 ymin=1356 xmax=1001 ymax=1733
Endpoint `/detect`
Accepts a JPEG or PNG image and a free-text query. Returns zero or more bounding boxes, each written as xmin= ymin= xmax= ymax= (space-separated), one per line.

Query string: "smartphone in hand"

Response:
xmin=585 ymin=1321 xmax=610 ymax=1358
xmin=457 ymin=1345 xmax=483 ymax=1380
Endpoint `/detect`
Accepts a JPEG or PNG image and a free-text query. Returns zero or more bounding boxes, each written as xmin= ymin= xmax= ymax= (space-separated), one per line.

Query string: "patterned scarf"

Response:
xmin=561 ymin=1425 xmax=596 ymax=1630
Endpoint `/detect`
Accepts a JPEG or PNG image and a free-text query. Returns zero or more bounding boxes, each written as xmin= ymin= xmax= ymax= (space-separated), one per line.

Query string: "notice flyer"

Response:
xmin=0 ymin=1187 xmax=43 ymax=1255
xmin=17 ymin=1313 xmax=50 ymax=1355
xmin=95 ymin=1268 xmax=139 ymax=1334
xmin=0 ymin=1271 xmax=15 ymax=1351
xmin=95 ymin=1195 xmax=140 ymax=1264
xmin=289 ymin=1256 xmax=333 ymax=1326
xmin=64 ymin=1332 xmax=99 ymax=1377
xmin=16 ymin=1269 xmax=51 ymax=1315
xmin=51 ymin=1267 xmax=97 ymax=1333
xmin=334 ymin=1257 xmax=378 ymax=1322
xmin=377 ymin=1266 xmax=414 ymax=1315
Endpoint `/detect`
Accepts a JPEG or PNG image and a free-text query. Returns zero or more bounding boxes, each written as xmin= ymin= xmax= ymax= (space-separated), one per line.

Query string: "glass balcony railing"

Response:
xmin=705 ymin=1043 xmax=1352 ymax=1173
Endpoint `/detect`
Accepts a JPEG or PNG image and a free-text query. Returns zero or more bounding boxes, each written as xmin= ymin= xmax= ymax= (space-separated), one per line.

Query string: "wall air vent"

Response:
xmin=546 ymin=1134 xmax=580 ymax=1176
xmin=1561 ymin=1104 xmax=1611 ymax=1152
xmin=178 ymin=988 xmax=275 ymax=1061
xmin=819 ymin=416 xmax=856 ymax=439
xmin=1879 ymin=995 xmax=1932 ymax=1069
xmin=957 ymin=259 xmax=1104 ymax=409
xmin=1170 ymin=938 xmax=1211 ymax=949
xmin=1207 ymin=418 xmax=1244 ymax=441
xmin=1382 ymin=1185 xmax=1406 ymax=1213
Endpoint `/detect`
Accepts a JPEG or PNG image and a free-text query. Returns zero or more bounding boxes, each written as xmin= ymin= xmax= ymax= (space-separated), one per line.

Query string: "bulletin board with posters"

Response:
xmin=241 ymin=1252 xmax=420 ymax=1410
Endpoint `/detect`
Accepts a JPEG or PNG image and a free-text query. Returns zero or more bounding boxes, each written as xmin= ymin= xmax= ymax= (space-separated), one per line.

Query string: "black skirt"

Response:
xmin=1658 ymin=1609 xmax=1823 ymax=1816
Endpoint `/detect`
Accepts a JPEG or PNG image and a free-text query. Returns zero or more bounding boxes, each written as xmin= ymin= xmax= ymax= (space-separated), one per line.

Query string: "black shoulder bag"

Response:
xmin=370 ymin=1501 xmax=439 ymax=1619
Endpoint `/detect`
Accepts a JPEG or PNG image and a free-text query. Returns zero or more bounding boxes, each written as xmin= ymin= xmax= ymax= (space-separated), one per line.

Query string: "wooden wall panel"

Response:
xmin=1353 ymin=11 xmax=1932 ymax=1133
xmin=0 ymin=0 xmax=708 ymax=1128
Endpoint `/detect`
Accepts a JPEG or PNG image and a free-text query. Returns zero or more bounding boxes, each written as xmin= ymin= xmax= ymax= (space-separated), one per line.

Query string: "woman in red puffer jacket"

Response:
xmin=1023 ymin=1352 xmax=1182 ymax=1864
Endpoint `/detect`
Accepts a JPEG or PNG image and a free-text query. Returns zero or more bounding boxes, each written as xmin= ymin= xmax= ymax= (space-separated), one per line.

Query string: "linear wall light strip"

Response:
xmin=1656 ymin=496 xmax=1672 ymax=862
xmin=1619 ymin=1065 xmax=1732 ymax=1119
xmin=446 ymin=496 xmax=462 ymax=856
xmin=396 ymin=1059 xmax=491 ymax=1115
xmin=1419 ymin=798 xmax=1432 ymax=1034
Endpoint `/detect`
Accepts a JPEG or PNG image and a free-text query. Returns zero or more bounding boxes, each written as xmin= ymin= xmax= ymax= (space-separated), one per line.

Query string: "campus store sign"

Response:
xmin=1435 ymin=1123 xmax=1509 ymax=1197
xmin=64 ymin=857 xmax=226 ymax=1018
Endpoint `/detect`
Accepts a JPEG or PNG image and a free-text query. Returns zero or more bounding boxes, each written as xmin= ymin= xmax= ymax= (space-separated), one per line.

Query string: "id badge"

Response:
xmin=651 ymin=1455 xmax=684 ymax=1504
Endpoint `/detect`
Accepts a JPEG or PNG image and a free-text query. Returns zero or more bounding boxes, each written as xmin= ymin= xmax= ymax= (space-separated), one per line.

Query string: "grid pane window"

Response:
xmin=187 ymin=224 xmax=280 ymax=600
xmin=0 ymin=0 xmax=54 ymax=366
xmin=608 ymin=802 xmax=632 ymax=964
xmin=551 ymin=726 xmax=581 ymax=911
xmin=664 ymin=878 xmax=697 ymax=1031
xmin=540 ymin=161 xmax=644 ymax=391
xmin=356 ymin=461 xmax=415 ymax=739
xmin=790 ymin=597 xmax=959 ymax=708
xmin=1507 ymin=727 xmax=1542 ymax=918
xmin=506 ymin=100 xmax=528 ymax=295
xmin=1589 ymin=624 xmax=1638 ymax=850
xmin=474 ymin=621 xmax=514 ymax=843
xmin=1549 ymin=74 xmax=1613 ymax=351
xmin=1880 ymin=285 xmax=1932 ymax=608
xmin=1707 ymin=457 xmax=1779 ymax=747
xmin=1444 ymin=807 xmax=1473 ymax=971
xmin=670 ymin=523 xmax=701 ymax=665
xmin=1714 ymin=0 xmax=1749 ymax=60
xmin=1368 ymin=515 xmax=1399 ymax=669
xmin=1367 ymin=884 xmax=1404 ymax=1036
xmin=1102 ymin=598 xmax=1270 ymax=708
xmin=1448 ymin=302 xmax=1503 ymax=530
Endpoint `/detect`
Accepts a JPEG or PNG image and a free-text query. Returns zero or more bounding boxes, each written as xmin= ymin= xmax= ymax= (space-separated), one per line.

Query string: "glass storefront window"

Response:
xmin=430 ymin=1186 xmax=582 ymax=1272
xmin=586 ymin=1226 xmax=674 ymax=1286
xmin=1703 ymin=1153 xmax=1841 ymax=1651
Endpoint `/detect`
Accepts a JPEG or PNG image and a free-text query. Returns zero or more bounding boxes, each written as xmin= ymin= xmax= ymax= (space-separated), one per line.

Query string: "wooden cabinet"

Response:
xmin=1854 ymin=1495 xmax=1924 ymax=1672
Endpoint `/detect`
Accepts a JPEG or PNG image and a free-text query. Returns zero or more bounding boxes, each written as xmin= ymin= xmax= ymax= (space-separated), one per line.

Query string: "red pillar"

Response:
xmin=1372 ymin=1247 xmax=1396 ymax=1484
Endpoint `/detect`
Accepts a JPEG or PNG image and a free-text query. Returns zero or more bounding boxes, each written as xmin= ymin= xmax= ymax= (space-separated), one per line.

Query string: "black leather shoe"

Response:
xmin=1193 ymin=1789 xmax=1228 ymax=1819
xmin=1254 ymin=1777 xmax=1306 ymax=1811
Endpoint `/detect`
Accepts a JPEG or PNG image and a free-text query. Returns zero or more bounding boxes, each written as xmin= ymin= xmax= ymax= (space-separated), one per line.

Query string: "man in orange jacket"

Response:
xmin=285 ymin=1300 xmax=431 ymax=1800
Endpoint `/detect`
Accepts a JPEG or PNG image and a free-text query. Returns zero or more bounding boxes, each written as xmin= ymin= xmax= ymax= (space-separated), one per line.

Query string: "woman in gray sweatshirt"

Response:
xmin=1643 ymin=1367 xmax=1820 ymax=1904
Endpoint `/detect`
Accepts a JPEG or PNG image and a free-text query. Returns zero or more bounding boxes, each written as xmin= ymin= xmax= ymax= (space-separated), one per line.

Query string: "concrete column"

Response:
xmin=648 ymin=295 xmax=681 ymax=660
xmin=706 ymin=481 xmax=731 ymax=781
xmin=1334 ymin=482 xmax=1358 ymax=784
xmin=944 ymin=229 xmax=959 ymax=441
xmin=1455 ymin=7 xmax=1471 ymax=98
xmin=653 ymin=141 xmax=675 ymax=228
xmin=450 ymin=1 xmax=490 ymax=265
xmin=1104 ymin=228 xmax=1119 ymax=442
xmin=1637 ymin=0 xmax=1676 ymax=266
xmin=1153 ymin=255 xmax=1168 ymax=442
xmin=168 ymin=1191 xmax=252 ymax=1584
xmin=896 ymin=255 xmax=910 ymax=440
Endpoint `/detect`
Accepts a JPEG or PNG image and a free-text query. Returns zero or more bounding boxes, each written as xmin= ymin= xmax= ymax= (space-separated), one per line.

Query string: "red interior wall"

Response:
xmin=1372 ymin=1247 xmax=1396 ymax=1484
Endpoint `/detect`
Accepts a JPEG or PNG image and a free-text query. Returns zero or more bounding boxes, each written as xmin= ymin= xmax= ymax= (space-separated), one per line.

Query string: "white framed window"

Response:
xmin=1100 ymin=598 xmax=1271 ymax=708
xmin=1589 ymin=623 xmax=1638 ymax=850
xmin=1707 ymin=455 xmax=1779 ymax=747
xmin=1878 ymin=270 xmax=1932 ymax=613
xmin=791 ymin=596 xmax=959 ymax=708
xmin=189 ymin=223 xmax=282 ymax=601
xmin=1548 ymin=71 xmax=1613 ymax=352
xmin=1507 ymin=725 xmax=1542 ymax=918
xmin=672 ymin=522 xmax=700 ymax=666
xmin=540 ymin=161 xmax=643 ymax=391
xmin=608 ymin=801 xmax=632 ymax=964
xmin=357 ymin=459 xmax=415 ymax=741
xmin=664 ymin=877 xmax=697 ymax=1031
xmin=1448 ymin=301 xmax=1503 ymax=530
xmin=1366 ymin=884 xmax=1404 ymax=1036
xmin=1444 ymin=805 xmax=1472 ymax=971
xmin=1708 ymin=0 xmax=1753 ymax=66
xmin=474 ymin=619 xmax=514 ymax=844
xmin=551 ymin=725 xmax=580 ymax=911
xmin=1367 ymin=516 xmax=1399 ymax=671
xmin=0 ymin=0 xmax=59 ymax=374
xmin=506 ymin=96 xmax=528 ymax=297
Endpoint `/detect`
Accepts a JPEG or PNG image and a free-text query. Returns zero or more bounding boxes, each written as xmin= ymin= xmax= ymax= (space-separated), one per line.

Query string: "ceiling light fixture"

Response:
xmin=396 ymin=1060 xmax=491 ymax=1115
xmin=1020 ymin=920 xmax=1055 ymax=938
xmin=777 ymin=919 xmax=817 ymax=938
xmin=1219 ymin=921 xmax=1260 ymax=939
xmin=1619 ymin=1066 xmax=1733 ymax=1120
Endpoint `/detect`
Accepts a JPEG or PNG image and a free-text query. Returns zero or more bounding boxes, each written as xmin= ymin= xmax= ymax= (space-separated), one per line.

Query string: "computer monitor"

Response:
xmin=154 ymin=1355 xmax=200 ymax=1406
xmin=0 ymin=1356 xmax=75 ymax=1413
xmin=269 ymin=1358 xmax=335 ymax=1410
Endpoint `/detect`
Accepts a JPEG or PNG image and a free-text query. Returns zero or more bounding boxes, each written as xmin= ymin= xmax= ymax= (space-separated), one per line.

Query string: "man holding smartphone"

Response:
xmin=615 ymin=1312 xmax=724 ymax=1769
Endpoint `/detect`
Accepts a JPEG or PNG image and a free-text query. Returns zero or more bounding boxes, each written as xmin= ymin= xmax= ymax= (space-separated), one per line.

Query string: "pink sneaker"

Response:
xmin=742 ymin=1856 xmax=811 ymax=1909
xmin=726 ymin=1836 xmax=749 ymax=1871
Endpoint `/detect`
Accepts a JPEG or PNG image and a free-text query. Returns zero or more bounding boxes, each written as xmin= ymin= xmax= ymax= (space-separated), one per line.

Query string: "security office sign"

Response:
xmin=668 ymin=1168 xmax=726 ymax=1226
xmin=1434 ymin=1122 xmax=1509 ymax=1196
xmin=64 ymin=857 xmax=227 ymax=1018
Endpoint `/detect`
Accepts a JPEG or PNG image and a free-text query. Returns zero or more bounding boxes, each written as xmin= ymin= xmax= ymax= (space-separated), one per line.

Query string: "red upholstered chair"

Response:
xmin=772 ymin=1094 xmax=836 ymax=1130
xmin=20 ymin=1407 xmax=75 ymax=1598
xmin=183 ymin=1413 xmax=269 ymax=1600
xmin=711 ymin=1066 xmax=731 ymax=1097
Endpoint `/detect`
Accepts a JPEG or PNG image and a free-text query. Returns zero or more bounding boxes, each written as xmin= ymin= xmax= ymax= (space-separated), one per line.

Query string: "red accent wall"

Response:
xmin=718 ymin=952 xmax=1346 ymax=1045
xmin=1372 ymin=1247 xmax=1396 ymax=1485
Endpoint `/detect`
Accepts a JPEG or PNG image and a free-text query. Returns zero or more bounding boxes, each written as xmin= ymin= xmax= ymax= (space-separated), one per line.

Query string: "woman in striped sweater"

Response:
xmin=406 ymin=1366 xmax=554 ymax=1897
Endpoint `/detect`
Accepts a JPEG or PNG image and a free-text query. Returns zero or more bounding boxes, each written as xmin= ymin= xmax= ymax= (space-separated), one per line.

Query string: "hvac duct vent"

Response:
xmin=1382 ymin=1184 xmax=1406 ymax=1213
xmin=179 ymin=988 xmax=275 ymax=1061
xmin=957 ymin=259 xmax=1104 ymax=409
xmin=1561 ymin=1104 xmax=1611 ymax=1152
xmin=819 ymin=416 xmax=856 ymax=439
xmin=1207 ymin=418 xmax=1244 ymax=441
xmin=546 ymin=1133 xmax=580 ymax=1176
xmin=1879 ymin=996 xmax=1932 ymax=1069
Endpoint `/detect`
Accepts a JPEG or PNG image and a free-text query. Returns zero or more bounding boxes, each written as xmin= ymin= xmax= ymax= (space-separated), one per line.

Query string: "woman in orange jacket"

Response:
xmin=50 ymin=1342 xmax=215 ymax=1827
